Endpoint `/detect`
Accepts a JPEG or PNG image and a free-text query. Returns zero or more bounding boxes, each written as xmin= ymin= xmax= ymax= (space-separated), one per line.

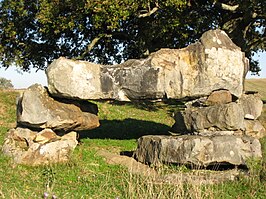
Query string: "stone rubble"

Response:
xmin=2 ymin=128 xmax=78 ymax=165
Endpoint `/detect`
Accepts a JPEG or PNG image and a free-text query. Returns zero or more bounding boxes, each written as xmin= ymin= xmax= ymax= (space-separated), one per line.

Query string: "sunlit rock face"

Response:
xmin=2 ymin=128 xmax=78 ymax=166
xmin=134 ymin=135 xmax=262 ymax=167
xmin=46 ymin=29 xmax=247 ymax=101
xmin=17 ymin=84 xmax=99 ymax=132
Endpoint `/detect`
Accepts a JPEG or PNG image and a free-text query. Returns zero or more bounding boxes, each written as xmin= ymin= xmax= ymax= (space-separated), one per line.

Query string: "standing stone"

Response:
xmin=17 ymin=84 xmax=99 ymax=132
xmin=46 ymin=29 xmax=247 ymax=101
xmin=134 ymin=135 xmax=262 ymax=167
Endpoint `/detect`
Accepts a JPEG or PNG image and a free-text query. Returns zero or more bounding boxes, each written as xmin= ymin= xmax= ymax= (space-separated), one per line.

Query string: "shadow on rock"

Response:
xmin=78 ymin=118 xmax=171 ymax=140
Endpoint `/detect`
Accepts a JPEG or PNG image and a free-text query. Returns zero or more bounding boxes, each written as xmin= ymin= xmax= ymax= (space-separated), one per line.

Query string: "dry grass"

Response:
xmin=0 ymin=89 xmax=18 ymax=128
xmin=245 ymin=78 xmax=266 ymax=101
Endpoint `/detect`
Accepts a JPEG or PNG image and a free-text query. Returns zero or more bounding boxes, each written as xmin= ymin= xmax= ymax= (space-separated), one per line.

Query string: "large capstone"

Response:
xmin=17 ymin=84 xmax=99 ymax=132
xmin=46 ymin=29 xmax=247 ymax=101
xmin=134 ymin=135 xmax=262 ymax=167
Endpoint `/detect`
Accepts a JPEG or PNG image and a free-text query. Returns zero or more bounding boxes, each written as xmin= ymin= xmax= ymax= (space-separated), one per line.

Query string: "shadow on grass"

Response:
xmin=78 ymin=118 xmax=171 ymax=140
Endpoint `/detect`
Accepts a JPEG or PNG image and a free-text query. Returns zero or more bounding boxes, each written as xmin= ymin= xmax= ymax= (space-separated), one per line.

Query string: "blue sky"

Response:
xmin=0 ymin=52 xmax=265 ymax=89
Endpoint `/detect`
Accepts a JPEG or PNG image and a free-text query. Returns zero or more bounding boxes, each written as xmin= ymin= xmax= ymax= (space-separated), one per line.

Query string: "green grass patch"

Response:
xmin=0 ymin=89 xmax=266 ymax=198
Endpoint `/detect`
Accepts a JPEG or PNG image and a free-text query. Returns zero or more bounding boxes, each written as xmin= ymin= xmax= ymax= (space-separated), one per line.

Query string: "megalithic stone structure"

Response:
xmin=46 ymin=29 xmax=249 ymax=101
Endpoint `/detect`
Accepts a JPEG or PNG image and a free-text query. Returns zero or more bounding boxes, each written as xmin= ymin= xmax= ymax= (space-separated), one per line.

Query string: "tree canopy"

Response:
xmin=0 ymin=0 xmax=265 ymax=74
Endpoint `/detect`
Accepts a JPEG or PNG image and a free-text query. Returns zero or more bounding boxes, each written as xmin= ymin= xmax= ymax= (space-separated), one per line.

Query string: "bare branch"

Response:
xmin=78 ymin=34 xmax=112 ymax=59
xmin=213 ymin=1 xmax=239 ymax=12
xmin=87 ymin=37 xmax=102 ymax=52
xmin=138 ymin=7 xmax=159 ymax=18
xmin=138 ymin=1 xmax=159 ymax=18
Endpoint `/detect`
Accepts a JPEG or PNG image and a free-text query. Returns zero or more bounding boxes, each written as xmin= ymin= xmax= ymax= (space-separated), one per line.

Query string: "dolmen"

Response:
xmin=2 ymin=29 xmax=265 ymax=168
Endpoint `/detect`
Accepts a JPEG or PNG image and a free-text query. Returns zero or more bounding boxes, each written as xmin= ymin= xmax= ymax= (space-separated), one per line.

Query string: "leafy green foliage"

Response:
xmin=0 ymin=0 xmax=265 ymax=73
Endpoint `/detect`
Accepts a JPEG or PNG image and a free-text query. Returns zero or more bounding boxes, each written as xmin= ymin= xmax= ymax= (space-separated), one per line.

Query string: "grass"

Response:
xmin=0 ymin=88 xmax=266 ymax=198
xmin=245 ymin=78 xmax=266 ymax=101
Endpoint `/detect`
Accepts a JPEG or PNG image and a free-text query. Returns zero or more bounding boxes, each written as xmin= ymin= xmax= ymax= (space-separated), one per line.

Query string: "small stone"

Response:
xmin=244 ymin=120 xmax=266 ymax=139
xmin=206 ymin=90 xmax=232 ymax=105
xmin=34 ymin=129 xmax=58 ymax=144
xmin=239 ymin=93 xmax=263 ymax=120
xmin=244 ymin=114 xmax=255 ymax=120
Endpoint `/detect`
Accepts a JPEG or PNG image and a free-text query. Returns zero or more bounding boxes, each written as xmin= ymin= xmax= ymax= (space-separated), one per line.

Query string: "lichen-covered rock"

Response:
xmin=244 ymin=120 xmax=266 ymax=139
xmin=2 ymin=128 xmax=78 ymax=166
xmin=206 ymin=90 xmax=232 ymax=105
xmin=134 ymin=135 xmax=262 ymax=167
xmin=172 ymin=102 xmax=245 ymax=133
xmin=46 ymin=29 xmax=247 ymax=101
xmin=17 ymin=84 xmax=99 ymax=132
xmin=238 ymin=93 xmax=263 ymax=120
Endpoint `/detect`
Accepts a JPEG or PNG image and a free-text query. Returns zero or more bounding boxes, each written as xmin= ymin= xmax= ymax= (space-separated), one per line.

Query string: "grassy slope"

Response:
xmin=0 ymin=88 xmax=265 ymax=198
xmin=245 ymin=78 xmax=266 ymax=101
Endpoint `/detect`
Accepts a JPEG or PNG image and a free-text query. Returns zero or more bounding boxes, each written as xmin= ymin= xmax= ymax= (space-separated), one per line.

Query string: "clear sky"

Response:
xmin=0 ymin=52 xmax=265 ymax=89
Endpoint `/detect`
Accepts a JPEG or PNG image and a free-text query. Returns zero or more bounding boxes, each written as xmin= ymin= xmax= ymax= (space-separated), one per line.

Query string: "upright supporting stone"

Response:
xmin=17 ymin=84 xmax=100 ymax=132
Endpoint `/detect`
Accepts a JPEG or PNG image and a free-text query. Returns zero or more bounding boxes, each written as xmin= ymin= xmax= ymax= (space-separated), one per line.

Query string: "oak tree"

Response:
xmin=0 ymin=0 xmax=265 ymax=74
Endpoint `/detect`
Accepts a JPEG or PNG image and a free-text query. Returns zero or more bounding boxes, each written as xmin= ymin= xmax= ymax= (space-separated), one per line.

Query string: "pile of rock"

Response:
xmin=2 ymin=84 xmax=100 ymax=165
xmin=134 ymin=90 xmax=265 ymax=167
xmin=2 ymin=128 xmax=78 ymax=166
xmin=133 ymin=30 xmax=264 ymax=169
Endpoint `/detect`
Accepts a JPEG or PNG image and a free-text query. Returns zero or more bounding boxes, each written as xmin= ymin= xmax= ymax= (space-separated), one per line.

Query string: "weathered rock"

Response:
xmin=134 ymin=135 xmax=262 ymax=167
xmin=194 ymin=130 xmax=243 ymax=137
xmin=172 ymin=102 xmax=245 ymax=133
xmin=206 ymin=90 xmax=232 ymax=105
xmin=2 ymin=128 xmax=78 ymax=165
xmin=17 ymin=84 xmax=99 ymax=132
xmin=34 ymin=129 xmax=58 ymax=144
xmin=244 ymin=120 xmax=266 ymax=139
xmin=238 ymin=93 xmax=263 ymax=120
xmin=97 ymin=150 xmax=157 ymax=177
xmin=185 ymin=96 xmax=208 ymax=108
xmin=98 ymin=149 xmax=244 ymax=185
xmin=47 ymin=29 xmax=246 ymax=101
xmin=157 ymin=169 xmax=245 ymax=185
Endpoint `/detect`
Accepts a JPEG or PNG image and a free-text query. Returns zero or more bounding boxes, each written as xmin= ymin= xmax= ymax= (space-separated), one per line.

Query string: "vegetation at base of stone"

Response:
xmin=0 ymin=0 xmax=265 ymax=74
xmin=0 ymin=89 xmax=266 ymax=198
xmin=0 ymin=90 xmax=17 ymax=132
xmin=0 ymin=77 xmax=14 ymax=89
